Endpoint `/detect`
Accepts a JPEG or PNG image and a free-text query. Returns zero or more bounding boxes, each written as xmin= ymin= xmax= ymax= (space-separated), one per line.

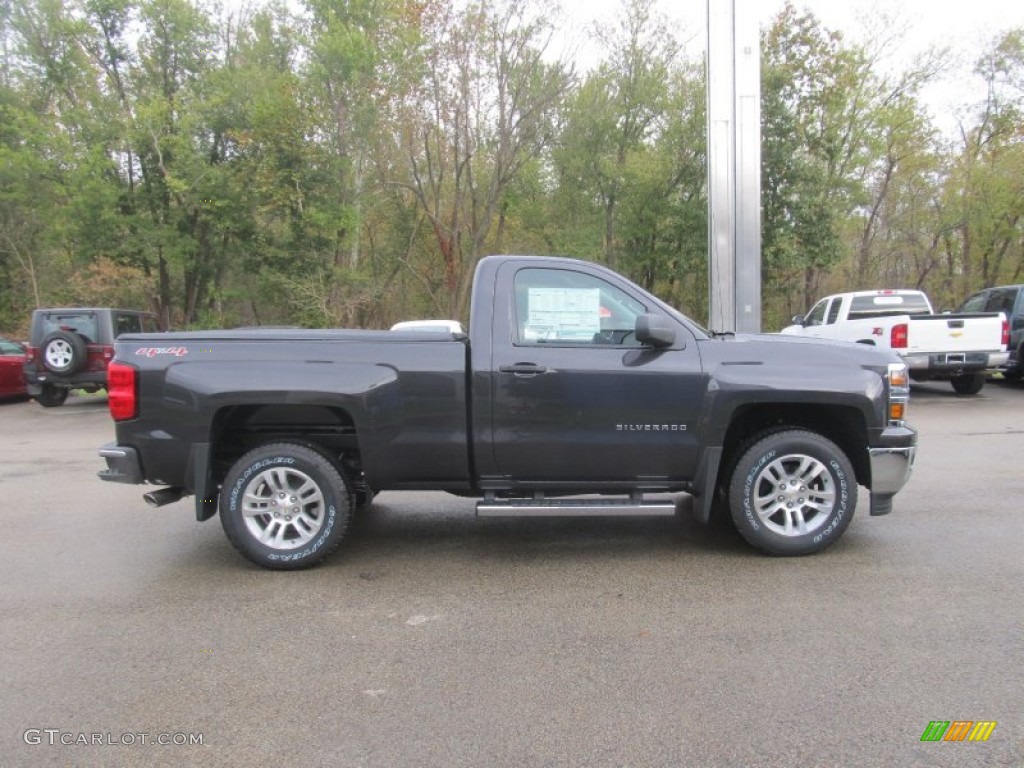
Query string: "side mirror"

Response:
xmin=792 ymin=315 xmax=805 ymax=325
xmin=635 ymin=314 xmax=676 ymax=348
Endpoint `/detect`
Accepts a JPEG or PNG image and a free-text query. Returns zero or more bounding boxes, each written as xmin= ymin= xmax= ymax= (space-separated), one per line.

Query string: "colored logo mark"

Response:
xmin=920 ymin=721 xmax=997 ymax=742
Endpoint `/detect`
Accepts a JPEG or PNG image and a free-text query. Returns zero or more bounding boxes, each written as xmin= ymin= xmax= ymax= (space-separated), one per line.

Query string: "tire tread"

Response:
xmin=220 ymin=442 xmax=352 ymax=570
xmin=727 ymin=429 xmax=856 ymax=556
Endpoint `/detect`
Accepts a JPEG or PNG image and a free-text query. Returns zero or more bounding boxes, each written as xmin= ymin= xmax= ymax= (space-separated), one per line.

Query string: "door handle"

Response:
xmin=499 ymin=363 xmax=548 ymax=376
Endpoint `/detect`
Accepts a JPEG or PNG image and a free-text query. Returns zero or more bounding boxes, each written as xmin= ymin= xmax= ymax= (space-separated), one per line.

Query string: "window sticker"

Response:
xmin=525 ymin=287 xmax=601 ymax=341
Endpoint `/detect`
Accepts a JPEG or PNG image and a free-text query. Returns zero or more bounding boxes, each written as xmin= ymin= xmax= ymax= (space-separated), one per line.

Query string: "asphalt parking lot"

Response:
xmin=1 ymin=382 xmax=1021 ymax=768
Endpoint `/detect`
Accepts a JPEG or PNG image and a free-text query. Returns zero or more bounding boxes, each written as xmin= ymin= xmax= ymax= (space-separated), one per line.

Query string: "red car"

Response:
xmin=0 ymin=336 xmax=29 ymax=400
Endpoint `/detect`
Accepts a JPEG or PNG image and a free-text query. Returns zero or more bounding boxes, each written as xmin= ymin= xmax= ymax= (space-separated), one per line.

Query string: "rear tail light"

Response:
xmin=890 ymin=323 xmax=908 ymax=349
xmin=107 ymin=362 xmax=138 ymax=421
xmin=1002 ymin=319 xmax=1010 ymax=348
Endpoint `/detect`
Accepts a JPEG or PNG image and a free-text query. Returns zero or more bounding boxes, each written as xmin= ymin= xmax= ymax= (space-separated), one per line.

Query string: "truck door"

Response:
xmin=487 ymin=263 xmax=704 ymax=484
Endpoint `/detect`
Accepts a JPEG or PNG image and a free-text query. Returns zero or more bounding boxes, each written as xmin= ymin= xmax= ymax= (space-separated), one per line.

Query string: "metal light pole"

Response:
xmin=706 ymin=0 xmax=762 ymax=333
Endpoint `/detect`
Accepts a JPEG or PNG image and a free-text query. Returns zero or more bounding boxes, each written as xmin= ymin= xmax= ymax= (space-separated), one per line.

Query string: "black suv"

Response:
xmin=23 ymin=308 xmax=160 ymax=407
xmin=957 ymin=285 xmax=1024 ymax=379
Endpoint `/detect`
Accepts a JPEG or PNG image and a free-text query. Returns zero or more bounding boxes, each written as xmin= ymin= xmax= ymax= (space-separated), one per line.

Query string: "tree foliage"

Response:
xmin=1 ymin=0 xmax=1022 ymax=336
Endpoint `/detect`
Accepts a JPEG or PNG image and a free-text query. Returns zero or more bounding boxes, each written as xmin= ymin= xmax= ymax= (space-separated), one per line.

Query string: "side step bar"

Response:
xmin=477 ymin=497 xmax=677 ymax=518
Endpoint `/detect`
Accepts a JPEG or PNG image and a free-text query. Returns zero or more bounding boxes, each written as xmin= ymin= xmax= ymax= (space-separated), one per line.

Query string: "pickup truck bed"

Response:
xmin=99 ymin=256 xmax=917 ymax=568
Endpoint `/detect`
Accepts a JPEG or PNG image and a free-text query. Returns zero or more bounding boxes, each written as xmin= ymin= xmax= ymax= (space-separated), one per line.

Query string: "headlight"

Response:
xmin=887 ymin=362 xmax=909 ymax=424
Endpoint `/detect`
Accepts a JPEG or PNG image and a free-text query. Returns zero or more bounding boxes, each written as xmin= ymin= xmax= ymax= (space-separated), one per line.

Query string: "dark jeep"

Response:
xmin=957 ymin=285 xmax=1024 ymax=380
xmin=23 ymin=308 xmax=160 ymax=407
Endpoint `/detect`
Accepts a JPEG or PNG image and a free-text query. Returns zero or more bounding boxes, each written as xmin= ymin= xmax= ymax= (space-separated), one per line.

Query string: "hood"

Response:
xmin=698 ymin=332 xmax=902 ymax=372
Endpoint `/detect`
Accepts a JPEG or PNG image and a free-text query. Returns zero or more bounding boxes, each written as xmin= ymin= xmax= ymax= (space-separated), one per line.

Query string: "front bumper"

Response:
xmin=867 ymin=423 xmax=916 ymax=516
xmin=98 ymin=443 xmax=144 ymax=484
xmin=869 ymin=445 xmax=916 ymax=495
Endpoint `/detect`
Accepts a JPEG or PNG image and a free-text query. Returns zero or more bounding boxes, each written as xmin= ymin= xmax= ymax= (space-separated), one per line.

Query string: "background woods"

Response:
xmin=1 ymin=0 xmax=1022 ymax=334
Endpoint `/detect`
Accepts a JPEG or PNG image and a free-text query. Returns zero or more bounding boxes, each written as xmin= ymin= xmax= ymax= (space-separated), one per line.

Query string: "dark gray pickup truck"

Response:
xmin=99 ymin=255 xmax=916 ymax=568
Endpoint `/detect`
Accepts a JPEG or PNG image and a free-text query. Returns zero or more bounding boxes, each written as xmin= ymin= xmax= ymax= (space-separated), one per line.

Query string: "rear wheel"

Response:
xmin=728 ymin=430 xmax=856 ymax=556
xmin=220 ymin=443 xmax=352 ymax=569
xmin=950 ymin=373 xmax=985 ymax=395
xmin=35 ymin=384 xmax=69 ymax=408
xmin=1006 ymin=345 xmax=1024 ymax=381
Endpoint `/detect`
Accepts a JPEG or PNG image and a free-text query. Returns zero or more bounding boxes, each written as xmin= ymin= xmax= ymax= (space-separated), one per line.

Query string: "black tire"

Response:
xmin=40 ymin=330 xmax=88 ymax=375
xmin=950 ymin=373 xmax=985 ymax=395
xmin=1006 ymin=346 xmax=1024 ymax=381
xmin=220 ymin=443 xmax=352 ymax=569
xmin=728 ymin=430 xmax=856 ymax=556
xmin=35 ymin=384 xmax=69 ymax=408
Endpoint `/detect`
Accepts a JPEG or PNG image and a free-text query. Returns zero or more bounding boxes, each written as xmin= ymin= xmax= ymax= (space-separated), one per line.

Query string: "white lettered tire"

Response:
xmin=220 ymin=443 xmax=352 ymax=569
xmin=728 ymin=430 xmax=856 ymax=556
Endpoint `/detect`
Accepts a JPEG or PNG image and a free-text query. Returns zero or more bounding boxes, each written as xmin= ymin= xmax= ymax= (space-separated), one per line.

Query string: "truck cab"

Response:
xmin=469 ymin=257 xmax=706 ymax=489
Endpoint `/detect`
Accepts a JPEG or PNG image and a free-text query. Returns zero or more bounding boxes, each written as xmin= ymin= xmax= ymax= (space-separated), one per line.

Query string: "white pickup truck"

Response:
xmin=781 ymin=289 xmax=1008 ymax=394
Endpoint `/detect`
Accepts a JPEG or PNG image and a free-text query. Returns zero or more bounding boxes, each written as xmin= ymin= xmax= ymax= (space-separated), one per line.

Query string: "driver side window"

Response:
xmin=514 ymin=268 xmax=646 ymax=347
xmin=804 ymin=299 xmax=829 ymax=327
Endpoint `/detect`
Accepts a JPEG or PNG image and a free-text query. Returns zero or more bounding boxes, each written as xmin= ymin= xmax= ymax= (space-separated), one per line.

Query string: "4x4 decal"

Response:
xmin=135 ymin=347 xmax=189 ymax=358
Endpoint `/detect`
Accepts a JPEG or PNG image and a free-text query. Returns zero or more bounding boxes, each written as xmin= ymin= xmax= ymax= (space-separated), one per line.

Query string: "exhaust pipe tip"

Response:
xmin=144 ymin=487 xmax=186 ymax=507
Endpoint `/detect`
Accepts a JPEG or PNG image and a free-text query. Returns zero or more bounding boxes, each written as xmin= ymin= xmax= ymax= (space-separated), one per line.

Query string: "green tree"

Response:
xmin=1 ymin=0 xmax=105 ymax=326
xmin=762 ymin=4 xmax=854 ymax=315
xmin=941 ymin=28 xmax=1024 ymax=301
xmin=0 ymin=90 xmax=51 ymax=327
xmin=554 ymin=0 xmax=681 ymax=269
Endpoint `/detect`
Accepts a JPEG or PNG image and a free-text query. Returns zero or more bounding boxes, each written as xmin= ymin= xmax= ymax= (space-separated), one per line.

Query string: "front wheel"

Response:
xmin=950 ymin=373 xmax=985 ymax=395
xmin=728 ymin=430 xmax=856 ymax=556
xmin=220 ymin=443 xmax=352 ymax=569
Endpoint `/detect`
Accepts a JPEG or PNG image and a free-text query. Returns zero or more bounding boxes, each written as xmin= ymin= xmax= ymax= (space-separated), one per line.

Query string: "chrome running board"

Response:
xmin=476 ymin=497 xmax=677 ymax=518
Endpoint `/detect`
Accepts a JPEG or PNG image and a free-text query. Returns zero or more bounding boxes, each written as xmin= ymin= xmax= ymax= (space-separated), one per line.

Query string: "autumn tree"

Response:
xmin=391 ymin=0 xmax=573 ymax=319
xmin=940 ymin=28 xmax=1024 ymax=302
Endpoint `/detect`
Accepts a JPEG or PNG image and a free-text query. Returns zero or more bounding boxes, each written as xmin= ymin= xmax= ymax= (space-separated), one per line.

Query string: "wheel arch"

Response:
xmin=197 ymin=403 xmax=364 ymax=521
xmin=717 ymin=402 xmax=870 ymax=490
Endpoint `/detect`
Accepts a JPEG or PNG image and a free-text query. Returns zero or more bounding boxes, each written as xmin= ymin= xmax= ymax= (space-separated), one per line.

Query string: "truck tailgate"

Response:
xmin=907 ymin=313 xmax=1004 ymax=353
